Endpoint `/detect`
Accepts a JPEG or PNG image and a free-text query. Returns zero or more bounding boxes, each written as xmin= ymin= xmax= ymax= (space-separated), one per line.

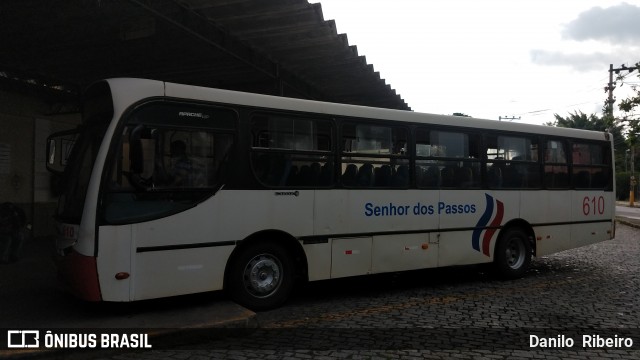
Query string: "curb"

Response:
xmin=616 ymin=217 xmax=640 ymax=230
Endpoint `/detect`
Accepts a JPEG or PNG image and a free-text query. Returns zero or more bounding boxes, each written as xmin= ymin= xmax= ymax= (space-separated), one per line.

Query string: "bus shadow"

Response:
xmin=291 ymin=264 xmax=494 ymax=304
xmin=288 ymin=256 xmax=589 ymax=308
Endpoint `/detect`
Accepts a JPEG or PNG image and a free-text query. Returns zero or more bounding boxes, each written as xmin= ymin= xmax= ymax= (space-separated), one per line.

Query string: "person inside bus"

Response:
xmin=169 ymin=140 xmax=193 ymax=187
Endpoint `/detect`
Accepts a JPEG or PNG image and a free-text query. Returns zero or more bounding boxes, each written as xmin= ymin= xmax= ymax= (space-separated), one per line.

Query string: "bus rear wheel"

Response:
xmin=494 ymin=228 xmax=532 ymax=279
xmin=227 ymin=241 xmax=294 ymax=311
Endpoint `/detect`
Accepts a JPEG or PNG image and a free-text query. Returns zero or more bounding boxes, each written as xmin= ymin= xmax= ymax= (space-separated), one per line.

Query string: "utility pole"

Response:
xmin=632 ymin=146 xmax=636 ymax=207
xmin=498 ymin=116 xmax=521 ymax=122
xmin=606 ymin=63 xmax=640 ymax=206
xmin=605 ymin=64 xmax=616 ymax=117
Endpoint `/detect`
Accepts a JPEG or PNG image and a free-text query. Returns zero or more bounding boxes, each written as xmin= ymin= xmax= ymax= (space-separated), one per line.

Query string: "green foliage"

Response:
xmin=551 ymin=111 xmax=609 ymax=131
xmin=550 ymin=111 xmax=625 ymax=150
xmin=615 ymin=61 xmax=640 ymax=146
xmin=617 ymin=62 xmax=640 ymax=113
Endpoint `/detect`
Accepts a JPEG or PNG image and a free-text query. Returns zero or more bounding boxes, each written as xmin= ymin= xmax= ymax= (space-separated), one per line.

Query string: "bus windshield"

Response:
xmin=56 ymin=123 xmax=108 ymax=223
xmin=55 ymin=82 xmax=114 ymax=223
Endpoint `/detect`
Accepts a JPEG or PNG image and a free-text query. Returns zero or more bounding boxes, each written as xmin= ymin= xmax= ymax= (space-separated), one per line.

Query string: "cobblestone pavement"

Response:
xmin=92 ymin=224 xmax=639 ymax=359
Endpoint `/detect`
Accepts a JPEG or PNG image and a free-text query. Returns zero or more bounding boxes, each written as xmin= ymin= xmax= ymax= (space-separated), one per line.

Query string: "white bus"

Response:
xmin=47 ymin=78 xmax=615 ymax=310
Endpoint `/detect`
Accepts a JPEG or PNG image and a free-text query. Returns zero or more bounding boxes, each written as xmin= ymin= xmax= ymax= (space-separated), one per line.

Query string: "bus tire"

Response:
xmin=227 ymin=241 xmax=294 ymax=311
xmin=494 ymin=228 xmax=531 ymax=279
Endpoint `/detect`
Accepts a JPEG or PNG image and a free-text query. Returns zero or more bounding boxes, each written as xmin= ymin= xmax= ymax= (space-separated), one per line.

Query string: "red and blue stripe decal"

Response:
xmin=472 ymin=193 xmax=504 ymax=256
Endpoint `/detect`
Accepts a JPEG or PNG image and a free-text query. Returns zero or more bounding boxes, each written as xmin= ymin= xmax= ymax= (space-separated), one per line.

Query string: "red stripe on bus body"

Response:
xmin=482 ymin=200 xmax=504 ymax=257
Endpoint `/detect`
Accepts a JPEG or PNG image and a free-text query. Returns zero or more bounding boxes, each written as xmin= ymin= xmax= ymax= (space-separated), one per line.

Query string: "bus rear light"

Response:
xmin=115 ymin=272 xmax=130 ymax=280
xmin=421 ymin=243 xmax=429 ymax=250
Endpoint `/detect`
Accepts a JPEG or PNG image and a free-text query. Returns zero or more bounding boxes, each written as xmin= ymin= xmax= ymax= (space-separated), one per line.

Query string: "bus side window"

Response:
xmin=416 ymin=128 xmax=481 ymax=189
xmin=544 ymin=139 xmax=569 ymax=189
xmin=571 ymin=142 xmax=611 ymax=190
xmin=486 ymin=134 xmax=540 ymax=189
xmin=101 ymin=103 xmax=237 ymax=224
xmin=341 ymin=122 xmax=409 ymax=188
xmin=250 ymin=113 xmax=334 ymax=188
xmin=156 ymin=131 xmax=233 ymax=189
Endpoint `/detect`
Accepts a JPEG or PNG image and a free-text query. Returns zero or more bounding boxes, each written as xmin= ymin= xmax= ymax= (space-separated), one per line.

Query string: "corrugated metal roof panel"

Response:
xmin=0 ymin=0 xmax=410 ymax=110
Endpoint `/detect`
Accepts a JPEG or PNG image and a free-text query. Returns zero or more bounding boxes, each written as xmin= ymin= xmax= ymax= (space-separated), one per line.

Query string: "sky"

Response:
xmin=308 ymin=0 xmax=640 ymax=125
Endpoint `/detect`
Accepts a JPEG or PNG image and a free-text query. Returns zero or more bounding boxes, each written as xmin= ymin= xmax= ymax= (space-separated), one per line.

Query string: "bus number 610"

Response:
xmin=583 ymin=196 xmax=605 ymax=216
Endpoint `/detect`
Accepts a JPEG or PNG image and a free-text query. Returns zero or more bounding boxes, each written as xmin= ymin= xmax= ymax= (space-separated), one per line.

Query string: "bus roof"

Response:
xmin=106 ymin=78 xmax=609 ymax=142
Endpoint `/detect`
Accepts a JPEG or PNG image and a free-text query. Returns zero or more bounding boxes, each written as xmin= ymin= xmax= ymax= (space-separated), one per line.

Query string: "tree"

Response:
xmin=548 ymin=112 xmax=624 ymax=145
xmin=615 ymin=61 xmax=640 ymax=147
xmin=548 ymin=111 xmax=604 ymax=130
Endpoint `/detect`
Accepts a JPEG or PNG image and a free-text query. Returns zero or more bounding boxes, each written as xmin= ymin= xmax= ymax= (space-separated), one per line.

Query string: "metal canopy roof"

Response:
xmin=0 ymin=0 xmax=410 ymax=110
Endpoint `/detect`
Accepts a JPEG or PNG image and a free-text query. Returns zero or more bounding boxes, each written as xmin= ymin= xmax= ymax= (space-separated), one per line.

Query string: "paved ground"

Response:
xmin=2 ymin=204 xmax=638 ymax=359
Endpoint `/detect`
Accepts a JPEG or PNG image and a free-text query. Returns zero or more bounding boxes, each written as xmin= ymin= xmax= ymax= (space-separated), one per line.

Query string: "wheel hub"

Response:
xmin=244 ymin=255 xmax=282 ymax=297
xmin=506 ymin=239 xmax=525 ymax=269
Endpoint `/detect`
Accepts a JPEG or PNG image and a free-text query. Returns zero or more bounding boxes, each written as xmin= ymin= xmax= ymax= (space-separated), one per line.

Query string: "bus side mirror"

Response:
xmin=47 ymin=139 xmax=57 ymax=169
xmin=46 ymin=129 xmax=79 ymax=174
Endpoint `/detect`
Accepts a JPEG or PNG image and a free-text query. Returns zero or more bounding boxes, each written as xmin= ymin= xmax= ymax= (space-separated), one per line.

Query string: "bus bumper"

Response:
xmin=56 ymin=249 xmax=102 ymax=301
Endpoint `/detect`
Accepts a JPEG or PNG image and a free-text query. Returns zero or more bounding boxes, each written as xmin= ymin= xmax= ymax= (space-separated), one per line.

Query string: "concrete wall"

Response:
xmin=0 ymin=89 xmax=80 ymax=237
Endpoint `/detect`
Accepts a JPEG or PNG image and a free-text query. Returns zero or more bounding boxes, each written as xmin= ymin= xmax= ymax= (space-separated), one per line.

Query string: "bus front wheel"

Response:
xmin=227 ymin=241 xmax=294 ymax=311
xmin=494 ymin=228 xmax=532 ymax=279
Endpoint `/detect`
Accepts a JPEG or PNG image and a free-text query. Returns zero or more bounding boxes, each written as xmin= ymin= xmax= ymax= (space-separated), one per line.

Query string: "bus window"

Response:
xmin=415 ymin=128 xmax=481 ymax=189
xmin=544 ymin=139 xmax=569 ymax=189
xmin=571 ymin=142 xmax=611 ymax=189
xmin=341 ymin=122 xmax=408 ymax=188
xmin=250 ymin=113 xmax=333 ymax=187
xmin=157 ymin=130 xmax=232 ymax=189
xmin=101 ymin=103 xmax=236 ymax=224
xmin=485 ymin=134 xmax=540 ymax=189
